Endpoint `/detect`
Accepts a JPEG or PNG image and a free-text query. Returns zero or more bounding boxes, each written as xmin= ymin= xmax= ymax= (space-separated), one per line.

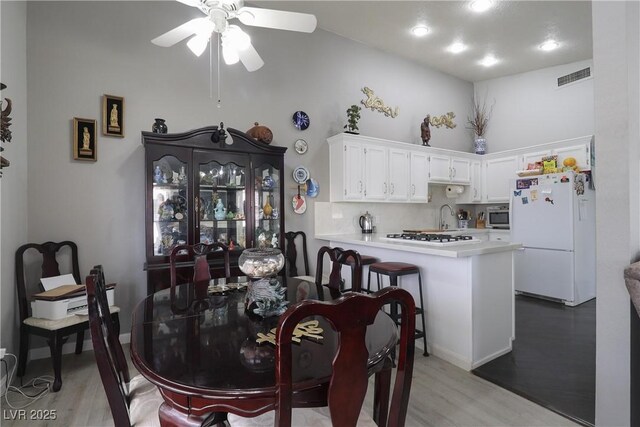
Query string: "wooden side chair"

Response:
xmin=15 ymin=241 xmax=120 ymax=392
xmin=169 ymin=242 xmax=230 ymax=307
xmin=228 ymin=287 xmax=416 ymax=427
xmin=87 ymin=267 xmax=163 ymax=427
xmin=315 ymin=246 xmax=363 ymax=300
xmin=284 ymin=231 xmax=315 ymax=282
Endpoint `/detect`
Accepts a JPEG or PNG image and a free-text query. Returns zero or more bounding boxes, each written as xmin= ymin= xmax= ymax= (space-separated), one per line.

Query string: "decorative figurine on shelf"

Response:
xmin=178 ymin=166 xmax=187 ymax=184
xmin=226 ymin=210 xmax=235 ymax=220
xmin=344 ymin=104 xmax=361 ymax=134
xmin=154 ymin=165 xmax=163 ymax=184
xmin=246 ymin=122 xmax=273 ymax=144
xmin=263 ymin=197 xmax=273 ymax=218
xmin=258 ymin=208 xmax=264 ymax=220
xmin=421 ymin=116 xmax=431 ymax=146
xmin=272 ymin=207 xmax=279 ymax=219
xmin=152 ymin=118 xmax=168 ymax=134
xmin=214 ymin=199 xmax=227 ymax=220
xmin=262 ymin=175 xmax=274 ymax=190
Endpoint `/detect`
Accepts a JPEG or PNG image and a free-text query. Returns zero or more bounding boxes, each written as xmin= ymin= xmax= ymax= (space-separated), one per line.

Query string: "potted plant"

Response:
xmin=467 ymin=96 xmax=494 ymax=155
xmin=344 ymin=105 xmax=361 ymax=134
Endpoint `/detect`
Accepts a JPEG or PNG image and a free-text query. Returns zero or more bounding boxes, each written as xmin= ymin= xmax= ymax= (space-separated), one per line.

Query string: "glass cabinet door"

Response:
xmin=152 ymin=156 xmax=189 ymax=256
xmin=254 ymin=162 xmax=281 ymax=249
xmin=198 ymin=159 xmax=247 ymax=252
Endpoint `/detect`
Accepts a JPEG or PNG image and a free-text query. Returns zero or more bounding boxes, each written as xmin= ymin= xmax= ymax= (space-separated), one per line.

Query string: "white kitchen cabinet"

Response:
xmin=457 ymin=160 xmax=482 ymax=203
xmin=428 ymin=155 xmax=471 ymax=184
xmin=553 ymin=143 xmax=590 ymax=171
xmin=343 ymin=141 xmax=365 ymax=200
xmin=489 ymin=230 xmax=511 ymax=242
xmin=363 ymin=145 xmax=387 ymax=201
xmin=520 ymin=149 xmax=552 ymax=170
xmin=388 ymin=148 xmax=410 ymax=201
xmin=484 ymin=156 xmax=518 ymax=202
xmin=409 ymin=151 xmax=429 ymax=202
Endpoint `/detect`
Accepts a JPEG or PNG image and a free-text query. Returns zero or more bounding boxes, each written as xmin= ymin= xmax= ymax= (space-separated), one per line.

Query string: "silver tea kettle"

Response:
xmin=359 ymin=211 xmax=374 ymax=234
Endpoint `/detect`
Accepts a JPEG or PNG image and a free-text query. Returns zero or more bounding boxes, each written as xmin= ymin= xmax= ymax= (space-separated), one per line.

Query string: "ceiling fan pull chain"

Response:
xmin=217 ymin=32 xmax=222 ymax=109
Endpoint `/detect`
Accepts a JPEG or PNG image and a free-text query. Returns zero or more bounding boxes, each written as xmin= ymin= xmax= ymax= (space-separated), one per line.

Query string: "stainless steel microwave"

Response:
xmin=486 ymin=206 xmax=510 ymax=229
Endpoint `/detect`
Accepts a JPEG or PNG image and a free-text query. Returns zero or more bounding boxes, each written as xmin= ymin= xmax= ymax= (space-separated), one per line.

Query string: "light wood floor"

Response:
xmin=2 ymin=350 xmax=578 ymax=427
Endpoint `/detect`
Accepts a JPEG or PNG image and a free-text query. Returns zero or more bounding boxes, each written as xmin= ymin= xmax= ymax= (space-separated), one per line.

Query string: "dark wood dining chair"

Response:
xmin=284 ymin=231 xmax=315 ymax=282
xmin=228 ymin=287 xmax=416 ymax=427
xmin=87 ymin=267 xmax=163 ymax=427
xmin=15 ymin=241 xmax=120 ymax=392
xmin=315 ymin=246 xmax=363 ymax=300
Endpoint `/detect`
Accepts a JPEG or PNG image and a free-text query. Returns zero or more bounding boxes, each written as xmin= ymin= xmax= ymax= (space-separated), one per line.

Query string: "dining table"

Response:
xmin=130 ymin=277 xmax=399 ymax=426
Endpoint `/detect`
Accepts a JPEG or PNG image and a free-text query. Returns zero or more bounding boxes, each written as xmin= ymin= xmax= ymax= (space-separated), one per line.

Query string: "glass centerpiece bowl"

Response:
xmin=238 ymin=248 xmax=287 ymax=318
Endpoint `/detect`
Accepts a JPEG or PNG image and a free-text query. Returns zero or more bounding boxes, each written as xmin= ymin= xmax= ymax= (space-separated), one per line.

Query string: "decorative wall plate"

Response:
xmin=292 ymin=111 xmax=310 ymax=130
xmin=306 ymin=178 xmax=319 ymax=198
xmin=294 ymin=139 xmax=308 ymax=154
xmin=293 ymin=166 xmax=310 ymax=184
xmin=292 ymin=194 xmax=307 ymax=214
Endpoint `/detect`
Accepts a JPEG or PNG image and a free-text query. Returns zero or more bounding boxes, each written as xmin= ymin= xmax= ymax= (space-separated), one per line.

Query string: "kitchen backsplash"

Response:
xmin=315 ymin=186 xmax=458 ymax=235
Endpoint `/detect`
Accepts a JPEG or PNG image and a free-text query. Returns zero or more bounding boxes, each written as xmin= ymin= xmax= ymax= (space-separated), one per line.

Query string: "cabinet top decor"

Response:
xmin=142 ymin=125 xmax=287 ymax=156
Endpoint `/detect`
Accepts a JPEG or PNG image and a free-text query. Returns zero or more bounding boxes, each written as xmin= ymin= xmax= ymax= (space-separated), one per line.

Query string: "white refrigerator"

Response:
xmin=510 ymin=172 xmax=595 ymax=306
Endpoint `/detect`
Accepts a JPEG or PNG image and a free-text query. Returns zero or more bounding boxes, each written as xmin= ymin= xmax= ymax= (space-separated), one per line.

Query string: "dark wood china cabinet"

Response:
xmin=142 ymin=125 xmax=286 ymax=294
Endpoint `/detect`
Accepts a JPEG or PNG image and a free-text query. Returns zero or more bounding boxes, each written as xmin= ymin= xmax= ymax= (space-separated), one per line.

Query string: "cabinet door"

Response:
xmin=428 ymin=154 xmax=451 ymax=182
xmin=364 ymin=145 xmax=387 ymax=200
xmin=410 ymin=151 xmax=429 ymax=202
xmin=450 ymin=157 xmax=471 ymax=184
xmin=388 ymin=149 xmax=410 ymax=201
xmin=553 ymin=144 xmax=590 ymax=171
xmin=489 ymin=231 xmax=511 ymax=242
xmin=485 ymin=156 xmax=518 ymax=202
xmin=520 ymin=149 xmax=552 ymax=170
xmin=195 ymin=151 xmax=248 ymax=253
xmin=344 ymin=142 xmax=364 ymax=200
xmin=148 ymin=146 xmax=191 ymax=260
xmin=253 ymin=156 xmax=284 ymax=249
xmin=459 ymin=160 xmax=482 ymax=203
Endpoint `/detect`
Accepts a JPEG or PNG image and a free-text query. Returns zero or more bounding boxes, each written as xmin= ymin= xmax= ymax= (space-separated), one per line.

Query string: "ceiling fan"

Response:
xmin=151 ymin=0 xmax=317 ymax=72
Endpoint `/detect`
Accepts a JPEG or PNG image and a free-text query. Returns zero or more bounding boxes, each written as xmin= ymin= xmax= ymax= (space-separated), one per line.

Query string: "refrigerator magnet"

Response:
xmin=530 ymin=190 xmax=538 ymax=201
xmin=545 ymin=197 xmax=554 ymax=205
xmin=522 ymin=197 xmax=529 ymax=205
xmin=513 ymin=190 xmax=522 ymax=197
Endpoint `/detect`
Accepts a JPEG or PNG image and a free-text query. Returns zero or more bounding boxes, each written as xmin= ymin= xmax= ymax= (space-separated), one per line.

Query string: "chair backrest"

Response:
xmin=315 ymin=246 xmax=362 ymax=300
xmin=284 ymin=231 xmax=310 ymax=277
xmin=275 ymin=287 xmax=416 ymax=427
xmin=169 ymin=242 xmax=230 ymax=289
xmin=15 ymin=241 xmax=81 ymax=322
xmin=87 ymin=267 xmax=131 ymax=427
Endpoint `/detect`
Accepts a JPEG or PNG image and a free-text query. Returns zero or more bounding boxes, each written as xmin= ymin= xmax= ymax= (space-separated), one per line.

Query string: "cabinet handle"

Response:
xmin=194 ymin=197 xmax=200 ymax=228
xmin=474 ymin=188 xmax=478 ymax=198
xmin=452 ymin=168 xmax=456 ymax=177
xmin=359 ymin=181 xmax=363 ymax=193
xmin=412 ymin=184 xmax=416 ymax=195
xmin=384 ymin=182 xmax=387 ymax=194
xmin=391 ymin=183 xmax=395 ymax=194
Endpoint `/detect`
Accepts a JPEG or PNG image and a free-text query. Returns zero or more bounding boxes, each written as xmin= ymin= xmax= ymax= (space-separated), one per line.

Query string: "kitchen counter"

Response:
xmin=315 ymin=232 xmax=519 ymax=371
xmin=315 ymin=233 xmax=519 ymax=258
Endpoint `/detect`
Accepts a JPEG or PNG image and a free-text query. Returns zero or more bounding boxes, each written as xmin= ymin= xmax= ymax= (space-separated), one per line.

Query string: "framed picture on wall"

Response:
xmin=73 ymin=117 xmax=97 ymax=161
xmin=102 ymin=94 xmax=124 ymax=137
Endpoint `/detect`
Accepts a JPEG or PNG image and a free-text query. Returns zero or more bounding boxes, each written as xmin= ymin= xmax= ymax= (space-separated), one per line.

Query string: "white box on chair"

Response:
xmin=31 ymin=289 xmax=114 ymax=320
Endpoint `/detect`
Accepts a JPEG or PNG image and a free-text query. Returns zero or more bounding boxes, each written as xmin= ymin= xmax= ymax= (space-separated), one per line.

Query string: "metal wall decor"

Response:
xmin=1 ymin=83 xmax=12 ymax=172
xmin=360 ymin=87 xmax=399 ymax=118
xmin=430 ymin=112 xmax=457 ymax=129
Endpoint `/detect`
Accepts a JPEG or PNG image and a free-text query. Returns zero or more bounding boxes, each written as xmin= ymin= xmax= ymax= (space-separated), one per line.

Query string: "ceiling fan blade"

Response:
xmin=176 ymin=0 xmax=202 ymax=7
xmin=238 ymin=42 xmax=264 ymax=72
xmin=237 ymin=7 xmax=317 ymax=33
xmin=151 ymin=17 xmax=209 ymax=47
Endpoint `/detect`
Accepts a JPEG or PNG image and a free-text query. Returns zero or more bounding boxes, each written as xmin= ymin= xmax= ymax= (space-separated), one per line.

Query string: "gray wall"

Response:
xmin=593 ymin=1 xmax=639 ymax=425
xmin=24 ymin=1 xmax=473 ymax=347
xmin=1 ymin=1 xmax=28 ymax=356
xmin=475 ymin=59 xmax=594 ymax=152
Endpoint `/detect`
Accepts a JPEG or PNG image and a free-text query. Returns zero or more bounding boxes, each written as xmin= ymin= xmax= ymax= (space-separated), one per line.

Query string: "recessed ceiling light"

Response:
xmin=469 ymin=0 xmax=494 ymax=13
xmin=539 ymin=39 xmax=560 ymax=51
xmin=411 ymin=25 xmax=430 ymax=37
xmin=448 ymin=42 xmax=467 ymax=54
xmin=479 ymin=54 xmax=498 ymax=67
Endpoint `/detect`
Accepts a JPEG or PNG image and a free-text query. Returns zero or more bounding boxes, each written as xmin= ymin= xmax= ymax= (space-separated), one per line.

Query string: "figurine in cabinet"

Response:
xmin=214 ymin=199 xmax=227 ymax=220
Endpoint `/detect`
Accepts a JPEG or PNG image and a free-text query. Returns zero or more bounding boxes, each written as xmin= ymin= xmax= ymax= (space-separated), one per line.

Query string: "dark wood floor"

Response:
xmin=473 ymin=295 xmax=595 ymax=426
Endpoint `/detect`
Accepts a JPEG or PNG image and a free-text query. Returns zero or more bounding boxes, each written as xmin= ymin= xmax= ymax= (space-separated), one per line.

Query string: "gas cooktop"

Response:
xmin=382 ymin=233 xmax=481 ymax=246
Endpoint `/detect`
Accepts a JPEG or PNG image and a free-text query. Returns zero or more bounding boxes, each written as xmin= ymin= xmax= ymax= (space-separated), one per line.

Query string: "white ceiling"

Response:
xmin=255 ymin=1 xmax=593 ymax=82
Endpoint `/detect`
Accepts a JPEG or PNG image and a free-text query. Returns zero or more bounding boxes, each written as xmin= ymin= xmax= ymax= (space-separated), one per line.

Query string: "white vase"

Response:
xmin=474 ymin=136 xmax=487 ymax=155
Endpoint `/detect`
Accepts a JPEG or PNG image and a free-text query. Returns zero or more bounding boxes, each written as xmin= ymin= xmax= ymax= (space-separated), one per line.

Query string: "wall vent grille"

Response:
xmin=557 ymin=67 xmax=591 ymax=87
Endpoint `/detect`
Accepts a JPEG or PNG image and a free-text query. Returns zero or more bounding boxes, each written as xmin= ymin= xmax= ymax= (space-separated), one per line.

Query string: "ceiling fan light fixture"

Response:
xmin=187 ymin=33 xmax=210 ymax=57
xmin=411 ymin=25 xmax=430 ymax=37
xmin=539 ymin=39 xmax=560 ymax=51
xmin=469 ymin=0 xmax=494 ymax=13
xmin=222 ymin=44 xmax=240 ymax=65
xmin=479 ymin=54 xmax=498 ymax=67
xmin=448 ymin=41 xmax=467 ymax=54
xmin=224 ymin=25 xmax=251 ymax=51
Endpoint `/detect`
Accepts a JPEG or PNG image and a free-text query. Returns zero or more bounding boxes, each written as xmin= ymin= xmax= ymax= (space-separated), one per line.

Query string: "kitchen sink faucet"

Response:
xmin=439 ymin=204 xmax=455 ymax=230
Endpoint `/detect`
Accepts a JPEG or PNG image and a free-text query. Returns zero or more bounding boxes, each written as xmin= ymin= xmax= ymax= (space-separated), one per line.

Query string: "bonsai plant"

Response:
xmin=344 ymin=105 xmax=361 ymax=134
xmin=467 ymin=96 xmax=494 ymax=154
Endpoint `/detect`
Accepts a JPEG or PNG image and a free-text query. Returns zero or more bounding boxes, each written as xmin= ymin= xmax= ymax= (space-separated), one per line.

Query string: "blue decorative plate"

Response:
xmin=292 ymin=111 xmax=310 ymax=130
xmin=306 ymin=178 xmax=319 ymax=198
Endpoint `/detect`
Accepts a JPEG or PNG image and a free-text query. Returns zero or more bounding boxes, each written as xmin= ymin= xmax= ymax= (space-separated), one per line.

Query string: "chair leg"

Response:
xmin=75 ymin=330 xmax=84 ymax=355
xmin=48 ymin=333 xmax=64 ymax=392
xmin=417 ymin=273 xmax=429 ymax=356
xmin=113 ymin=312 xmax=121 ymax=336
xmin=17 ymin=327 xmax=30 ymax=378
xmin=373 ymin=356 xmax=393 ymax=427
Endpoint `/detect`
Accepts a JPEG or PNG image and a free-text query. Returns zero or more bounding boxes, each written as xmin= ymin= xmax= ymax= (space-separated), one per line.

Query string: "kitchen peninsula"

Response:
xmin=315 ymin=233 xmax=521 ymax=371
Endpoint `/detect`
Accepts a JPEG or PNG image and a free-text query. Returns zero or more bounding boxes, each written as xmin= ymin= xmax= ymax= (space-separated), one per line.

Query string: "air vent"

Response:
xmin=557 ymin=67 xmax=591 ymax=87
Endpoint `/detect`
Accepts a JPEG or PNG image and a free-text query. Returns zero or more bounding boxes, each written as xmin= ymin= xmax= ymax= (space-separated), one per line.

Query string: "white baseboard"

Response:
xmin=29 ymin=333 xmax=131 ymax=361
